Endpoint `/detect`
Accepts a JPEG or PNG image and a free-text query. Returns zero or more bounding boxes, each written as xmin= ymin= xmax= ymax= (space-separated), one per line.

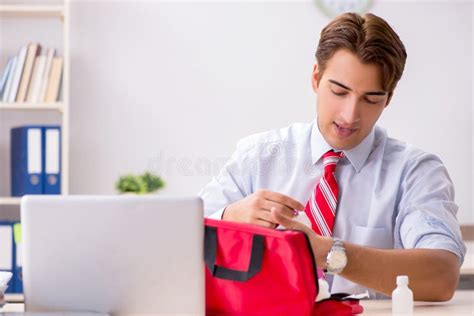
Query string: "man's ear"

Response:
xmin=311 ymin=63 xmax=321 ymax=93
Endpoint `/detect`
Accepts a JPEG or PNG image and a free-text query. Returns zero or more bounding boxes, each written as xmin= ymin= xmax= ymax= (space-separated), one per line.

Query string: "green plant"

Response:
xmin=141 ymin=172 xmax=165 ymax=193
xmin=116 ymin=172 xmax=165 ymax=194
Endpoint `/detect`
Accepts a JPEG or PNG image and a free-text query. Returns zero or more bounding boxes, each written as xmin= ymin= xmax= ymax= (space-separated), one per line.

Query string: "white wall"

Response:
xmin=69 ymin=1 xmax=319 ymax=195
xmin=1 ymin=0 xmax=472 ymax=223
xmin=374 ymin=1 xmax=473 ymax=223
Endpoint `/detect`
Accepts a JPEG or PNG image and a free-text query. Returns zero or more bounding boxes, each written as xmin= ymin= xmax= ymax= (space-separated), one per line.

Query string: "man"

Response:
xmin=199 ymin=12 xmax=466 ymax=301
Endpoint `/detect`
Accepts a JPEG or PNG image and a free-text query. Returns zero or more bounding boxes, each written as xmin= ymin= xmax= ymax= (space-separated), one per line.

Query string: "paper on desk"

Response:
xmin=0 ymin=271 xmax=12 ymax=292
xmin=316 ymin=279 xmax=331 ymax=302
xmin=0 ymin=271 xmax=12 ymax=287
xmin=344 ymin=290 xmax=370 ymax=300
xmin=0 ymin=271 xmax=11 ymax=308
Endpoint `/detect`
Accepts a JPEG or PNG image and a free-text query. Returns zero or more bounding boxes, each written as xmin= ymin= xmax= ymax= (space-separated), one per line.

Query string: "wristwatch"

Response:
xmin=325 ymin=238 xmax=347 ymax=274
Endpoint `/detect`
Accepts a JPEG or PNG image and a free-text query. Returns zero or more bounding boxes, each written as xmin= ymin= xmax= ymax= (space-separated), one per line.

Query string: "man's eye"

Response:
xmin=365 ymin=98 xmax=381 ymax=104
xmin=331 ymin=90 xmax=347 ymax=96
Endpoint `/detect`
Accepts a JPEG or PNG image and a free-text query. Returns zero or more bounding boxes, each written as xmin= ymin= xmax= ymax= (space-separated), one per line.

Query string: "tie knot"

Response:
xmin=322 ymin=150 xmax=344 ymax=168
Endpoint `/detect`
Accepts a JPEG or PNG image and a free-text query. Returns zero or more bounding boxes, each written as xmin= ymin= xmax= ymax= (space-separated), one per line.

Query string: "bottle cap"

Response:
xmin=396 ymin=275 xmax=409 ymax=285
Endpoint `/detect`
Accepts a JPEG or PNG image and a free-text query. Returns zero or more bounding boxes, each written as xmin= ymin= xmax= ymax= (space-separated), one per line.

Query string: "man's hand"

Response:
xmin=222 ymin=189 xmax=304 ymax=228
xmin=270 ymin=206 xmax=312 ymax=234
xmin=271 ymin=207 xmax=332 ymax=269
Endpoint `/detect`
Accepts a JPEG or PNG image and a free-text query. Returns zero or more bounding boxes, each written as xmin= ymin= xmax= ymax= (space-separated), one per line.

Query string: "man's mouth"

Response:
xmin=333 ymin=122 xmax=357 ymax=137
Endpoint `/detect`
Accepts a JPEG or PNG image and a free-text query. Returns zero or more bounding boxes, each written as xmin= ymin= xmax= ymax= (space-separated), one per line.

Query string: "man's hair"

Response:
xmin=316 ymin=13 xmax=407 ymax=101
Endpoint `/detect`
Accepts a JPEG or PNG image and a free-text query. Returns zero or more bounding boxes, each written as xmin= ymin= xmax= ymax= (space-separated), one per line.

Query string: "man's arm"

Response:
xmin=340 ymin=245 xmax=459 ymax=301
xmin=271 ymin=208 xmax=460 ymax=302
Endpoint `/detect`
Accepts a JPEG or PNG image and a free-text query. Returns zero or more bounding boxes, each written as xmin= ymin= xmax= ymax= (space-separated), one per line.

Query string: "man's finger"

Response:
xmin=271 ymin=207 xmax=310 ymax=234
xmin=260 ymin=200 xmax=297 ymax=218
xmin=253 ymin=218 xmax=277 ymax=229
xmin=262 ymin=190 xmax=305 ymax=212
xmin=255 ymin=209 xmax=278 ymax=225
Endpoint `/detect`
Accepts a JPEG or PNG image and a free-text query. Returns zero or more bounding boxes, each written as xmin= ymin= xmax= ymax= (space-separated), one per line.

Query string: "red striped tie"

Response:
xmin=304 ymin=150 xmax=344 ymax=237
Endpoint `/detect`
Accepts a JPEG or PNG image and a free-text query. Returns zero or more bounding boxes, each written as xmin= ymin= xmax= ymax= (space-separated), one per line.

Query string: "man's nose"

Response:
xmin=339 ymin=98 xmax=360 ymax=125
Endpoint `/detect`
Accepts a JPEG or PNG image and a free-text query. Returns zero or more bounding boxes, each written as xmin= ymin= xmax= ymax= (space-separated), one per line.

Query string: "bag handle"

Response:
xmin=205 ymin=226 xmax=265 ymax=282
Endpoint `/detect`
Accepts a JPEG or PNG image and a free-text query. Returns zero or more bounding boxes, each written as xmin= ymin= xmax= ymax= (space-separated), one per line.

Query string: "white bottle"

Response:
xmin=392 ymin=275 xmax=414 ymax=315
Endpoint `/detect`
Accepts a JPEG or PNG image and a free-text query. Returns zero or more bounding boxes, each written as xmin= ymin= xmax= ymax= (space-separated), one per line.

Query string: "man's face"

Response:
xmin=312 ymin=49 xmax=389 ymax=150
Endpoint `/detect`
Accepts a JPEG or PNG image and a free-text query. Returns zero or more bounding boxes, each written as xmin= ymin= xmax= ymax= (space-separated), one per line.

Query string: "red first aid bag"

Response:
xmin=205 ymin=218 xmax=363 ymax=316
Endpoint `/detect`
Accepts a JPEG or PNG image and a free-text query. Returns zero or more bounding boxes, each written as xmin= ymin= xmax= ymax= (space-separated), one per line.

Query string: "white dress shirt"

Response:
xmin=198 ymin=120 xmax=466 ymax=298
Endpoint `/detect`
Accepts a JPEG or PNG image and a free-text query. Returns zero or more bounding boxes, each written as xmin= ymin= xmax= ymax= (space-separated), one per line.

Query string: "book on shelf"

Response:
xmin=11 ymin=125 xmax=62 ymax=197
xmin=0 ymin=221 xmax=23 ymax=294
xmin=1 ymin=56 xmax=17 ymax=102
xmin=38 ymin=48 xmax=56 ymax=102
xmin=26 ymin=55 xmax=47 ymax=103
xmin=0 ymin=57 xmax=13 ymax=99
xmin=0 ymin=43 xmax=63 ymax=104
xmin=44 ymin=57 xmax=63 ymax=103
xmin=16 ymin=43 xmax=41 ymax=103
xmin=7 ymin=45 xmax=27 ymax=103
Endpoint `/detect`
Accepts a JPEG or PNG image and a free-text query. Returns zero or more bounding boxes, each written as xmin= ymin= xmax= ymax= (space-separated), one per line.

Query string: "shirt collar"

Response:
xmin=310 ymin=120 xmax=375 ymax=173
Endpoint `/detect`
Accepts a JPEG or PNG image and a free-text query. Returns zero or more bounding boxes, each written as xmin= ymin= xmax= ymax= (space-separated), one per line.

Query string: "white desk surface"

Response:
xmin=362 ymin=290 xmax=474 ymax=315
xmin=1 ymin=291 xmax=473 ymax=315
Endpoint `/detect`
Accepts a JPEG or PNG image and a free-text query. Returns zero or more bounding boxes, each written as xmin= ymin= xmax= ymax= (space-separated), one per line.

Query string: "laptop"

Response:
xmin=21 ymin=195 xmax=205 ymax=316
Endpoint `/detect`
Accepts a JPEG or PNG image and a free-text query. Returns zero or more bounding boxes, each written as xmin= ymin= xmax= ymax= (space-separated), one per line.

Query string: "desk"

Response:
xmin=1 ymin=291 xmax=473 ymax=315
xmin=361 ymin=290 xmax=474 ymax=315
xmin=1 ymin=243 xmax=471 ymax=314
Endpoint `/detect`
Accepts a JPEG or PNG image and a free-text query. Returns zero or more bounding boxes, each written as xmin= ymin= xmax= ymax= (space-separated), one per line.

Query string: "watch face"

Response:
xmin=328 ymin=250 xmax=347 ymax=269
xmin=316 ymin=0 xmax=373 ymax=18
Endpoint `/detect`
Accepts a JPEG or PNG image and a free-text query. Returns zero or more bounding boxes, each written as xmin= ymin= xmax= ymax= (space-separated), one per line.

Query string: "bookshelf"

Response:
xmin=0 ymin=102 xmax=64 ymax=112
xmin=0 ymin=4 xmax=64 ymax=17
xmin=0 ymin=0 xmax=70 ymax=209
xmin=0 ymin=197 xmax=21 ymax=206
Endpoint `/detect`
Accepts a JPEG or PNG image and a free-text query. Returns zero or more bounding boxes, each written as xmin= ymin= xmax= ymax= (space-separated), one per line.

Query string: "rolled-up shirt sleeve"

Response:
xmin=394 ymin=151 xmax=466 ymax=265
xmin=198 ymin=138 xmax=254 ymax=219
